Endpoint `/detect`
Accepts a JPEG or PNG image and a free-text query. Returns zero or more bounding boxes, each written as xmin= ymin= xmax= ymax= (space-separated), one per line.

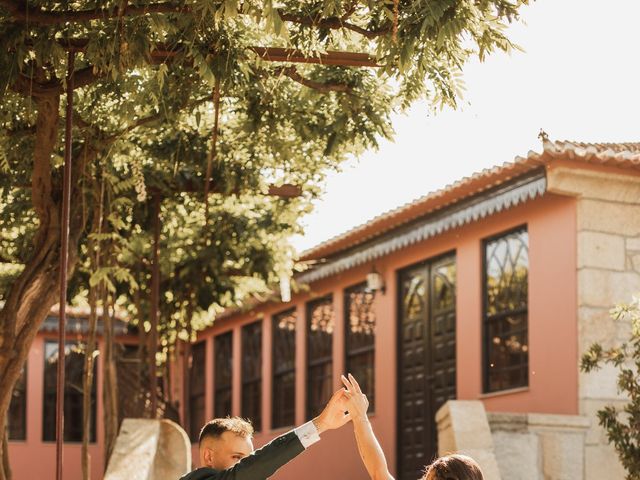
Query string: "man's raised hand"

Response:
xmin=313 ymin=389 xmax=351 ymax=434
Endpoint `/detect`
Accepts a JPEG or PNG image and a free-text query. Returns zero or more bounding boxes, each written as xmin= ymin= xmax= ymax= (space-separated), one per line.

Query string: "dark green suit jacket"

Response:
xmin=180 ymin=430 xmax=304 ymax=480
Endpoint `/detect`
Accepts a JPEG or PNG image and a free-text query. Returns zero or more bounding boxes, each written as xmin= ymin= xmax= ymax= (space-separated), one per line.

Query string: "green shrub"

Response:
xmin=580 ymin=297 xmax=640 ymax=480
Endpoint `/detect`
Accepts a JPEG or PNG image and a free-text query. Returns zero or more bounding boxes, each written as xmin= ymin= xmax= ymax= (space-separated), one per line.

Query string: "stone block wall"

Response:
xmin=487 ymin=412 xmax=589 ymax=480
xmin=547 ymin=166 xmax=640 ymax=480
xmin=436 ymin=402 xmax=591 ymax=480
xmin=436 ymin=401 xmax=503 ymax=480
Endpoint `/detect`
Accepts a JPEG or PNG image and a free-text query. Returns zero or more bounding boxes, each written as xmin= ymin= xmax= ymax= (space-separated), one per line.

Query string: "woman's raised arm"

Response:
xmin=341 ymin=374 xmax=395 ymax=480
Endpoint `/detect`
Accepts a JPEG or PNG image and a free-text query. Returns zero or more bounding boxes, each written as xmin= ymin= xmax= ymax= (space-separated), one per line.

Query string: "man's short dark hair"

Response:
xmin=199 ymin=417 xmax=254 ymax=445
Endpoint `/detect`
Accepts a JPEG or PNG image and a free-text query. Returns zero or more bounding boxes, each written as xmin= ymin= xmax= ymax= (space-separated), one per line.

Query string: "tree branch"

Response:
xmin=104 ymin=93 xmax=212 ymax=141
xmin=12 ymin=66 xmax=101 ymax=98
xmin=1 ymin=125 xmax=36 ymax=137
xmin=30 ymin=95 xmax=59 ymax=239
xmin=274 ymin=66 xmax=352 ymax=93
xmin=0 ymin=0 xmax=186 ymax=25
xmin=277 ymin=10 xmax=390 ymax=39
xmin=0 ymin=0 xmax=390 ymax=38
xmin=0 ymin=254 xmax=21 ymax=264
xmin=72 ymin=111 xmax=92 ymax=129
xmin=105 ymin=112 xmax=165 ymax=142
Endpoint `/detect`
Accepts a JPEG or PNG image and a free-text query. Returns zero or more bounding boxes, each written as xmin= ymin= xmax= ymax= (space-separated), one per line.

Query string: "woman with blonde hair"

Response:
xmin=341 ymin=374 xmax=483 ymax=480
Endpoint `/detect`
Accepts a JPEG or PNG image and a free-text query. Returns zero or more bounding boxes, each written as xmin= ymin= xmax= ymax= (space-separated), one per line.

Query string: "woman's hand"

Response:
xmin=341 ymin=373 xmax=369 ymax=421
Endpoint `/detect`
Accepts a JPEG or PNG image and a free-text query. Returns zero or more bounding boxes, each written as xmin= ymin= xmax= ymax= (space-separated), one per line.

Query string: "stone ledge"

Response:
xmin=488 ymin=411 xmax=589 ymax=480
xmin=547 ymin=167 xmax=640 ymax=203
xmin=488 ymin=412 xmax=590 ymax=433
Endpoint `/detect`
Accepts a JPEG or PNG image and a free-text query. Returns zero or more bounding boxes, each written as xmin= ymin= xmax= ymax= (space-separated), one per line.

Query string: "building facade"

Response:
xmin=7 ymin=312 xmax=139 ymax=479
xmin=173 ymin=141 xmax=640 ymax=480
xmin=8 ymin=140 xmax=640 ymax=479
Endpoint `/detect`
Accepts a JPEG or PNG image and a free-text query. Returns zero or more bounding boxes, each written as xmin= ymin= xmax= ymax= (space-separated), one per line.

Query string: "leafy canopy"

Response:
xmin=0 ymin=0 xmax=530 ymax=342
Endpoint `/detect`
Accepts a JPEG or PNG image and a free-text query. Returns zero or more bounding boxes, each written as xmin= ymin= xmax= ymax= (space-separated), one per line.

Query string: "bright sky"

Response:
xmin=291 ymin=0 xmax=640 ymax=253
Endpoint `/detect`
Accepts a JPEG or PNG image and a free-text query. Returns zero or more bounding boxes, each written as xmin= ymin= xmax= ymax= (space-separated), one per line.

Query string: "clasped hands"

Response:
xmin=313 ymin=373 xmax=371 ymax=434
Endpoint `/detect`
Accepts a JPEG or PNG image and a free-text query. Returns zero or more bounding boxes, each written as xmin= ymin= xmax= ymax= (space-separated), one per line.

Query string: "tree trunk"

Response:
xmin=0 ymin=94 xmax=94 ymax=480
xmin=102 ymin=292 xmax=119 ymax=470
xmin=2 ymin=417 xmax=10 ymax=480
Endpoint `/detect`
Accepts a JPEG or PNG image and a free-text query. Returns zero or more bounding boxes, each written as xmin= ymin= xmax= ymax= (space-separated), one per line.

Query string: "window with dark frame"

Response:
xmin=43 ymin=342 xmax=97 ymax=442
xmin=8 ymin=364 xmax=27 ymax=441
xmin=483 ymin=227 xmax=529 ymax=393
xmin=306 ymin=296 xmax=334 ymax=420
xmin=214 ymin=332 xmax=233 ymax=418
xmin=241 ymin=321 xmax=263 ymax=431
xmin=272 ymin=309 xmax=296 ymax=429
xmin=345 ymin=284 xmax=376 ymax=412
xmin=188 ymin=341 xmax=206 ymax=442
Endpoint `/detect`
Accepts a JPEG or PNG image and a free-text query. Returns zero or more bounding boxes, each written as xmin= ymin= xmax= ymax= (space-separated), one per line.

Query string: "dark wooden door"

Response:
xmin=397 ymin=254 xmax=456 ymax=480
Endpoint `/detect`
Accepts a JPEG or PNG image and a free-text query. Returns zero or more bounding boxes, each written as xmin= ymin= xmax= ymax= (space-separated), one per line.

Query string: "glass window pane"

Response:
xmin=432 ymin=262 xmax=456 ymax=313
xmin=307 ymin=297 xmax=333 ymax=419
xmin=214 ymin=388 xmax=232 ymax=419
xmin=214 ymin=332 xmax=233 ymax=418
xmin=347 ymin=350 xmax=375 ymax=411
xmin=272 ymin=371 xmax=295 ymax=429
xmin=307 ymin=298 xmax=334 ymax=362
xmin=8 ymin=364 xmax=27 ymax=441
xmin=484 ymin=228 xmax=529 ymax=393
xmin=272 ymin=309 xmax=296 ymax=429
xmin=241 ymin=322 xmax=262 ymax=431
xmin=43 ymin=342 xmax=97 ymax=442
xmin=189 ymin=342 xmax=206 ymax=441
xmin=307 ymin=362 xmax=333 ymax=419
xmin=345 ymin=284 xmax=375 ymax=411
xmin=346 ymin=285 xmax=375 ymax=350
xmin=486 ymin=230 xmax=529 ymax=315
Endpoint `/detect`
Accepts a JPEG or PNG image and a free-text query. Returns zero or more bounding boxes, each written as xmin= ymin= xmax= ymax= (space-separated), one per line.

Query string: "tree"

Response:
xmin=581 ymin=297 xmax=640 ymax=480
xmin=0 ymin=1 xmax=529 ymax=478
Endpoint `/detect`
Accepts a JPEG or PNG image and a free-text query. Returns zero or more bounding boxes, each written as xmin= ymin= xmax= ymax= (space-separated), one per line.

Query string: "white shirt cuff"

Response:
xmin=294 ymin=421 xmax=321 ymax=449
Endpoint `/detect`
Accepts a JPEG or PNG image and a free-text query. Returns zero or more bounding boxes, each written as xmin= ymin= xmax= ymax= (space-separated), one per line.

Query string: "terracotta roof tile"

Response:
xmin=300 ymin=139 xmax=640 ymax=261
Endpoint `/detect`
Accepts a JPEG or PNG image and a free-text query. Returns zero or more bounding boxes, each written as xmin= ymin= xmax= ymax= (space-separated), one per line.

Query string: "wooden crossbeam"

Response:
xmin=251 ymin=47 xmax=378 ymax=67
xmin=58 ymin=39 xmax=379 ymax=68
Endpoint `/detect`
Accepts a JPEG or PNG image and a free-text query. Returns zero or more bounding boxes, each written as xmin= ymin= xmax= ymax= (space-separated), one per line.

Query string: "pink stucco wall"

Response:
xmin=7 ymin=331 xmax=137 ymax=479
xmin=179 ymin=192 xmax=578 ymax=479
xmin=8 ymin=191 xmax=578 ymax=479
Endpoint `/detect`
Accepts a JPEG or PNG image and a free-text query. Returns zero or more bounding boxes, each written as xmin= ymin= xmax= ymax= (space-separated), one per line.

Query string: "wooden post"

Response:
xmin=149 ymin=195 xmax=161 ymax=417
xmin=56 ymin=50 xmax=74 ymax=480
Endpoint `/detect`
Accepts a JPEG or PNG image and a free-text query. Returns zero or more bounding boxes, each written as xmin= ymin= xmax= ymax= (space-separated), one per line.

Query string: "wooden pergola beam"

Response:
xmin=148 ymin=183 xmax=302 ymax=199
xmin=17 ymin=182 xmax=303 ymax=198
xmin=0 ymin=0 xmax=390 ymax=39
xmin=266 ymin=184 xmax=302 ymax=198
xmin=57 ymin=39 xmax=379 ymax=68
xmin=250 ymin=47 xmax=379 ymax=68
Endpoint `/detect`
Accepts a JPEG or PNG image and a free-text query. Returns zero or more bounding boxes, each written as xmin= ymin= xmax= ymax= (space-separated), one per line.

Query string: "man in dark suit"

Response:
xmin=180 ymin=389 xmax=350 ymax=480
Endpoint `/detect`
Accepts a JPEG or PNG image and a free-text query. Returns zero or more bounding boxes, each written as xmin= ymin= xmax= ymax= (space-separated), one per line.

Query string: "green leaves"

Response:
xmin=0 ymin=0 xmax=528 ymax=360
xmin=580 ymin=298 xmax=640 ymax=479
